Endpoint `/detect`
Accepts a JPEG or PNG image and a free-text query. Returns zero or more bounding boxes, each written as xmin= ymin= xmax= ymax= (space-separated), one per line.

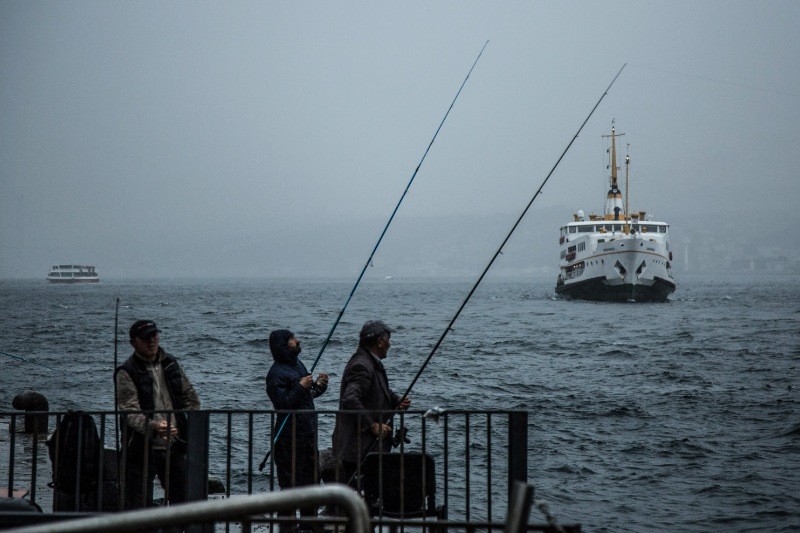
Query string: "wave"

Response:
xmin=693 ymin=484 xmax=722 ymax=494
xmin=546 ymin=464 xmax=597 ymax=475
xmin=657 ymin=438 xmax=714 ymax=458
xmin=597 ymin=349 xmax=635 ymax=358
xmin=247 ymin=338 xmax=270 ymax=347
xmin=188 ymin=334 xmax=224 ymax=344
xmin=776 ymin=422 xmax=800 ymax=438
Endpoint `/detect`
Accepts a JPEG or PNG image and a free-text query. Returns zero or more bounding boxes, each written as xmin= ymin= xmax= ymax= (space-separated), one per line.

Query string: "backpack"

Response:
xmin=46 ymin=411 xmax=101 ymax=494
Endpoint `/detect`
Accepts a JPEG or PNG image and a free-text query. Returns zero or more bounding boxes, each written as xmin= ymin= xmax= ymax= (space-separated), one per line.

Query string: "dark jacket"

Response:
xmin=332 ymin=346 xmax=402 ymax=464
xmin=266 ymin=330 xmax=326 ymax=442
xmin=115 ymin=348 xmax=200 ymax=459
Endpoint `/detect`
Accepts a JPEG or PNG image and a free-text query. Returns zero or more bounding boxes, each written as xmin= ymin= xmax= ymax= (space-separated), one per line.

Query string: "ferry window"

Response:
xmin=578 ymin=225 xmax=593 ymax=233
xmin=578 ymin=242 xmax=586 ymax=251
xmin=612 ymin=225 xmax=621 ymax=231
xmin=569 ymin=227 xmax=577 ymax=234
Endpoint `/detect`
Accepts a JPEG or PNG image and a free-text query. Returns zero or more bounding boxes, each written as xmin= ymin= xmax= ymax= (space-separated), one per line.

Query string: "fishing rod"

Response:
xmin=114 ymin=297 xmax=120 ymax=453
xmin=0 ymin=350 xmax=57 ymax=371
xmin=350 ymin=64 xmax=628 ymax=480
xmin=309 ymin=39 xmax=489 ymax=375
xmin=402 ymin=63 xmax=626 ymax=401
xmin=257 ymin=41 xmax=490 ymax=473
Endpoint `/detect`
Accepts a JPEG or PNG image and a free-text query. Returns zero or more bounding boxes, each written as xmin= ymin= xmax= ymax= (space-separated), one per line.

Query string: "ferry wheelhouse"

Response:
xmin=555 ymin=123 xmax=675 ymax=302
xmin=46 ymin=265 xmax=100 ymax=284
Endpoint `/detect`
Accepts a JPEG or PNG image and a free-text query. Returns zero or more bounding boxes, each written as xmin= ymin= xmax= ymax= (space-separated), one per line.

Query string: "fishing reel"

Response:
xmin=392 ymin=426 xmax=411 ymax=448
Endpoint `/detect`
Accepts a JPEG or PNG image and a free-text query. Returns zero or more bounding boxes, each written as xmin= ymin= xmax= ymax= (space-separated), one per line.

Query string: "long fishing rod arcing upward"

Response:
xmin=347 ymin=65 xmax=628 ymax=473
xmin=257 ymin=41 xmax=490 ymax=472
xmin=308 ymin=40 xmax=489 ymax=376
xmin=399 ymin=63 xmax=627 ymax=403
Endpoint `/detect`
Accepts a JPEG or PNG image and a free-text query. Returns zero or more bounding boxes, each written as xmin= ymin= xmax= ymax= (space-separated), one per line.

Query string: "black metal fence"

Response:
xmin=1 ymin=408 xmax=579 ymax=532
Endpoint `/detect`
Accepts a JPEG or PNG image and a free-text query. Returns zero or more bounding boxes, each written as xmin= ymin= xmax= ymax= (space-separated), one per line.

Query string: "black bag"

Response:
xmin=46 ymin=411 xmax=101 ymax=494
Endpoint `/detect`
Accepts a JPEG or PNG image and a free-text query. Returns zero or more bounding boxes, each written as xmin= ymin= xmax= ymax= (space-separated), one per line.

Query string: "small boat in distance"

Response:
xmin=46 ymin=265 xmax=100 ymax=284
xmin=555 ymin=121 xmax=676 ymax=302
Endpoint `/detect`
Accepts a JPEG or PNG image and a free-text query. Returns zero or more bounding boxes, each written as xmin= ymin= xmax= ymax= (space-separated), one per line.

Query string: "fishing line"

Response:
xmin=258 ymin=41 xmax=490 ymax=472
xmin=350 ymin=64 xmax=628 ymax=480
xmin=629 ymin=62 xmax=800 ymax=99
xmin=0 ymin=350 xmax=57 ymax=372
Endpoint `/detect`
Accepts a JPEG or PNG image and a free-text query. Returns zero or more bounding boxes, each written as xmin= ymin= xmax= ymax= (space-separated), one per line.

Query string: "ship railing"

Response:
xmin=563 ymin=268 xmax=584 ymax=280
xmin=1 ymin=408 xmax=581 ymax=532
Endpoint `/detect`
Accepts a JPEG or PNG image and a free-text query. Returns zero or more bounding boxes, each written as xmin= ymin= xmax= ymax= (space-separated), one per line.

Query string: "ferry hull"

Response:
xmin=556 ymin=275 xmax=675 ymax=302
xmin=46 ymin=278 xmax=100 ymax=284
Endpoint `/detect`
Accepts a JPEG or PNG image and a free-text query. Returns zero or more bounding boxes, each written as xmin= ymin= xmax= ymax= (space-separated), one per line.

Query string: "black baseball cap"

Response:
xmin=129 ymin=320 xmax=160 ymax=340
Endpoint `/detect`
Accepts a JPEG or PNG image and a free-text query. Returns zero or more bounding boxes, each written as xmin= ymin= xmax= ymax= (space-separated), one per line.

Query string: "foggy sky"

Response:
xmin=2 ymin=1 xmax=799 ymax=279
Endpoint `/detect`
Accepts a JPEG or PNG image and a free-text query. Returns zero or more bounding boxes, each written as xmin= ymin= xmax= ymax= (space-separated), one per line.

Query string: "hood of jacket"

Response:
xmin=269 ymin=329 xmax=297 ymax=364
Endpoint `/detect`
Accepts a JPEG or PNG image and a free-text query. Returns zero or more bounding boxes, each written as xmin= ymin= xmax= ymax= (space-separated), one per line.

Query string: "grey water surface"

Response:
xmin=1 ymin=274 xmax=798 ymax=531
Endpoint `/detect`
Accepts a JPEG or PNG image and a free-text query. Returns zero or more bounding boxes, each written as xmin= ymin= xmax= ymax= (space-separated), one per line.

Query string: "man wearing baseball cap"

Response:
xmin=115 ymin=320 xmax=201 ymax=509
xmin=331 ymin=320 xmax=410 ymax=488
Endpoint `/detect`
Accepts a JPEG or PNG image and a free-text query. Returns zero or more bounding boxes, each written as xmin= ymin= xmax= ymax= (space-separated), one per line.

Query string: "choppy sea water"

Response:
xmin=1 ymin=274 xmax=799 ymax=531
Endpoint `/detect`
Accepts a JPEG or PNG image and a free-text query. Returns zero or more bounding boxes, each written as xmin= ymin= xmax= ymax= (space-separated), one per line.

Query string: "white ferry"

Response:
xmin=555 ymin=122 xmax=675 ymax=302
xmin=46 ymin=265 xmax=100 ymax=284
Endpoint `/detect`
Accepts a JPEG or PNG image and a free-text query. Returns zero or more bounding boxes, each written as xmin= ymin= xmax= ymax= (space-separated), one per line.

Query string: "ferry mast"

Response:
xmin=602 ymin=120 xmax=625 ymax=221
xmin=625 ymin=144 xmax=630 ymax=230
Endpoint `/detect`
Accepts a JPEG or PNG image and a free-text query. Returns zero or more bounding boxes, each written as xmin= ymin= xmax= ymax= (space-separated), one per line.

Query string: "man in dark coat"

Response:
xmin=331 ymin=320 xmax=410 ymax=488
xmin=266 ymin=329 xmax=328 ymax=531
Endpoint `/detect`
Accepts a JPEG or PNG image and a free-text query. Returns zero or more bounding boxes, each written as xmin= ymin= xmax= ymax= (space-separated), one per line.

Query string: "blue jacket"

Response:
xmin=265 ymin=330 xmax=326 ymax=441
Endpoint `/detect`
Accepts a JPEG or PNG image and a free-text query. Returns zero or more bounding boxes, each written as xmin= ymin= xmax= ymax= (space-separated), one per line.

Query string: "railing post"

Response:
xmin=186 ymin=411 xmax=210 ymax=502
xmin=504 ymin=481 xmax=534 ymax=533
xmin=186 ymin=411 xmax=211 ymax=533
xmin=508 ymin=412 xmax=528 ymax=500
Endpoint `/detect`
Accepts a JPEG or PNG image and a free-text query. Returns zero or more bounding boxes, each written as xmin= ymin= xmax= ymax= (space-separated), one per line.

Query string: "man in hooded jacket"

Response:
xmin=266 ymin=329 xmax=328 ymax=531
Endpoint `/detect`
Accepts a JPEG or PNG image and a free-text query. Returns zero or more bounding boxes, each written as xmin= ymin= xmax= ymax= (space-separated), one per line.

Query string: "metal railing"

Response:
xmin=1 ymin=408 xmax=580 ymax=531
xmin=6 ymin=484 xmax=369 ymax=533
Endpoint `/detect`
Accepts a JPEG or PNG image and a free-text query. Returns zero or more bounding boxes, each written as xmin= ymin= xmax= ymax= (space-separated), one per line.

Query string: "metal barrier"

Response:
xmin=6 ymin=484 xmax=369 ymax=533
xmin=1 ymin=408 xmax=580 ymax=531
